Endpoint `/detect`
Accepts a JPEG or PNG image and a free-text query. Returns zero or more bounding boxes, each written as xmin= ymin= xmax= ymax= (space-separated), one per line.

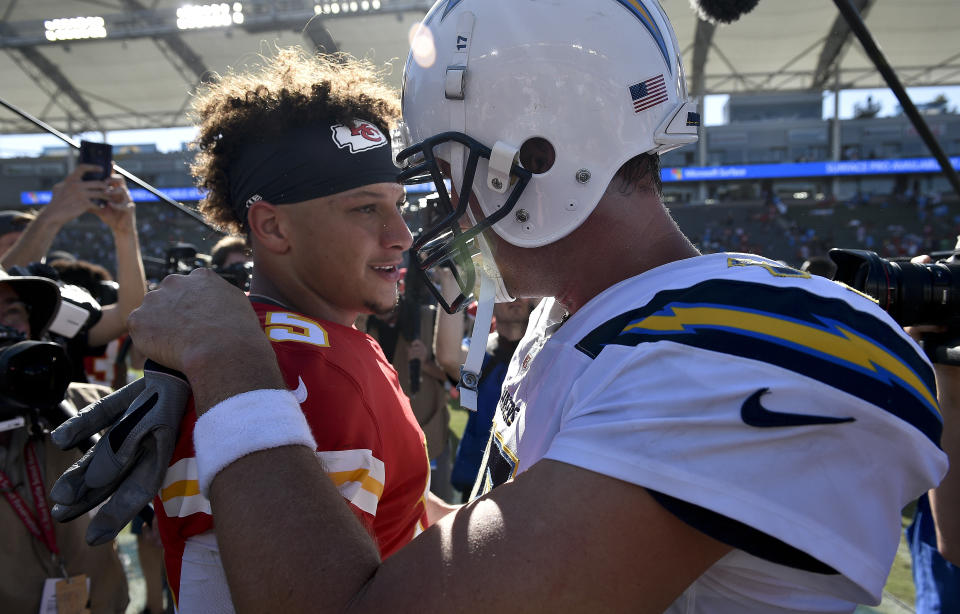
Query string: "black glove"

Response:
xmin=49 ymin=361 xmax=190 ymax=545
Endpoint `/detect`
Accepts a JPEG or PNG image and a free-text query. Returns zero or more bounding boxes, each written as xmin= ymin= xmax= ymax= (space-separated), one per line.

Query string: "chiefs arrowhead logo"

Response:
xmin=330 ymin=120 xmax=388 ymax=153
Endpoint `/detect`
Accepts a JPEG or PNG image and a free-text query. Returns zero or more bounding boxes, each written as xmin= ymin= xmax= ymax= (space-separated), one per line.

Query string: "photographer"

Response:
xmin=209 ymin=235 xmax=249 ymax=270
xmin=433 ymin=268 xmax=535 ymax=501
xmin=930 ymin=360 xmax=960 ymax=565
xmin=902 ymin=249 xmax=960 ymax=613
xmin=209 ymin=235 xmax=252 ymax=292
xmin=0 ymin=269 xmax=128 ymax=613
xmin=829 ymin=245 xmax=960 ymax=612
xmin=1 ymin=164 xmax=147 ymax=359
xmin=365 ymin=270 xmax=453 ymax=501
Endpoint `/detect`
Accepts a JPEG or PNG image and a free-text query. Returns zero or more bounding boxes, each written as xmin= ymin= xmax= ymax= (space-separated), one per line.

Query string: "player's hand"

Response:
xmin=49 ymin=363 xmax=191 ymax=545
xmin=127 ymin=268 xmax=284 ymax=414
xmin=128 ymin=268 xmax=264 ymax=374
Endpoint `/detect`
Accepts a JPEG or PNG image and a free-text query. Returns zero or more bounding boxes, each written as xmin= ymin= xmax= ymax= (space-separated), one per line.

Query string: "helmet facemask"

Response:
xmin=396 ymin=129 xmax=532 ymax=314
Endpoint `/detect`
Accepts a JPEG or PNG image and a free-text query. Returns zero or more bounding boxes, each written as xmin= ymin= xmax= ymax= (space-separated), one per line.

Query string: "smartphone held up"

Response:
xmin=78 ymin=140 xmax=113 ymax=206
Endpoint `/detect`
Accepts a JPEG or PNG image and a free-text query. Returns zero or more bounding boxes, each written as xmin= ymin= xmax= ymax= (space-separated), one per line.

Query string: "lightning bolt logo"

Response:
xmin=622 ymin=304 xmax=939 ymax=416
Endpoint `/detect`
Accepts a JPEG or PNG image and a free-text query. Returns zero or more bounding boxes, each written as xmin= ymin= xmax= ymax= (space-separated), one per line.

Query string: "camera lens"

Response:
xmin=888 ymin=260 xmax=955 ymax=326
xmin=830 ymin=248 xmax=959 ymax=327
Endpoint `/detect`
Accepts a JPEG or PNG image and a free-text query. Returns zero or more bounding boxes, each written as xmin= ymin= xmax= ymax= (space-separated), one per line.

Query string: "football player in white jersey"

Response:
xmin=122 ymin=1 xmax=947 ymax=612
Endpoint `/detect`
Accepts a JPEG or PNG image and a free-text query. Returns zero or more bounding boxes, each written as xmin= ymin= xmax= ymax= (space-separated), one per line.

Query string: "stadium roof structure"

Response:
xmin=0 ymin=0 xmax=958 ymax=136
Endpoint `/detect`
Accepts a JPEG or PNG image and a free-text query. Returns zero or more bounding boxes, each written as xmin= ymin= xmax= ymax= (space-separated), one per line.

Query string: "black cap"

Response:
xmin=0 ymin=210 xmax=32 ymax=237
xmin=0 ymin=268 xmax=61 ymax=339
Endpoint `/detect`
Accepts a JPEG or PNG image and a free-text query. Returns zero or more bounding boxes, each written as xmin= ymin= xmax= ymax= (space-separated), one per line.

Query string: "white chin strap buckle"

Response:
xmin=458 ymin=272 xmax=495 ymax=411
xmin=486 ymin=141 xmax=518 ymax=194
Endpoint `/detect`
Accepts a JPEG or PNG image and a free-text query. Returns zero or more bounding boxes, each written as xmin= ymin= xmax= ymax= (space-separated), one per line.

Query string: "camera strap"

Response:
xmin=0 ymin=439 xmax=63 ymax=566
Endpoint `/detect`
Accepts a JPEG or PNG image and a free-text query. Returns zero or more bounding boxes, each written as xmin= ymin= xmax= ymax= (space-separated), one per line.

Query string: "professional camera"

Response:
xmin=214 ymin=260 xmax=253 ymax=291
xmin=0 ymin=340 xmax=71 ymax=426
xmin=8 ymin=262 xmax=103 ymax=340
xmin=829 ymin=249 xmax=959 ymax=328
xmin=0 ymin=271 xmax=76 ymax=440
xmin=144 ymin=242 xmax=252 ymax=291
xmin=829 ymin=248 xmax=960 ymax=364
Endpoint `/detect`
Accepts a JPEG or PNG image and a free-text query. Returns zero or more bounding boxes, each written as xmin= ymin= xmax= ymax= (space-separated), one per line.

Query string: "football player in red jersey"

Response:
xmin=144 ymin=48 xmax=451 ymax=613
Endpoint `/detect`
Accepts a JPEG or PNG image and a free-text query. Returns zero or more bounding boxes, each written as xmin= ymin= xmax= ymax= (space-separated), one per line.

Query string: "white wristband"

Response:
xmin=193 ymin=389 xmax=316 ymax=496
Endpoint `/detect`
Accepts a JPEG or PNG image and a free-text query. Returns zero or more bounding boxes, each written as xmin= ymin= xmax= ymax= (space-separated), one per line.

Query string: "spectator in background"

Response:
xmin=48 ymin=258 xmax=130 ymax=389
xmin=49 ymin=258 xmax=117 ymax=307
xmin=930 ymin=358 xmax=960 ymax=567
xmin=0 ymin=269 xmax=128 ymax=613
xmin=209 ymin=234 xmax=253 ymax=291
xmin=905 ymin=247 xmax=960 ymax=613
xmin=434 ymin=269 xmax=534 ymax=501
xmin=209 ymin=235 xmax=249 ymax=269
xmin=0 ymin=164 xmax=147 ymax=359
xmin=0 ymin=210 xmax=34 ymax=255
xmin=800 ymin=256 xmax=838 ymax=279
xmin=365 ymin=274 xmax=453 ymax=502
xmin=907 ymin=364 xmax=960 ymax=613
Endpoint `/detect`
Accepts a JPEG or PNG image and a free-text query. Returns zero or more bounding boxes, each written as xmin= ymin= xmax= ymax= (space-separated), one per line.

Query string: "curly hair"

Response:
xmin=189 ymin=48 xmax=401 ymax=234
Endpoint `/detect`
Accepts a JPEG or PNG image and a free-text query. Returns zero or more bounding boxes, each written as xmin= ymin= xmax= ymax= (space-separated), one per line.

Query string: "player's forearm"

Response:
xmin=206 ymin=449 xmax=725 ymax=614
xmin=931 ymin=364 xmax=960 ymax=565
xmin=209 ymin=446 xmax=383 ymax=613
xmin=0 ymin=212 xmax=61 ymax=267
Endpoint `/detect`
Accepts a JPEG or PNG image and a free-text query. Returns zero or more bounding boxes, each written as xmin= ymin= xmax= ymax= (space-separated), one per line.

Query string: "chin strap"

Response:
xmin=474 ymin=233 xmax=514 ymax=304
xmin=458 ymin=271 xmax=495 ymax=411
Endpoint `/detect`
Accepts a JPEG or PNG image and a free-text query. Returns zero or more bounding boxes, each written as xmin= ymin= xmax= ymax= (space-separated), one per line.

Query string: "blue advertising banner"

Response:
xmin=21 ymin=181 xmax=441 ymax=205
xmin=662 ymin=156 xmax=960 ymax=183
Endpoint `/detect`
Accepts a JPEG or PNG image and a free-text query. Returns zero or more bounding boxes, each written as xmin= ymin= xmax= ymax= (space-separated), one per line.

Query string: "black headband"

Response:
xmin=228 ymin=119 xmax=400 ymax=226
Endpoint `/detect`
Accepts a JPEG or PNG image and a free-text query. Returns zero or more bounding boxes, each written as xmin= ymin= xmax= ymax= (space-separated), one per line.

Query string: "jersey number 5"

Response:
xmin=264 ymin=312 xmax=330 ymax=347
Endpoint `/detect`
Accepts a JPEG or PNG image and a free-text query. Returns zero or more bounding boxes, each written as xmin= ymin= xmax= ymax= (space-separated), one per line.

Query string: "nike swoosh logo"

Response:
xmin=292 ymin=377 xmax=308 ymax=404
xmin=741 ymin=388 xmax=855 ymax=428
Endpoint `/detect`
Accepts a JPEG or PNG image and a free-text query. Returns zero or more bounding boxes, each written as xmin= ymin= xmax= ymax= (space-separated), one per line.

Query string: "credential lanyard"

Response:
xmin=0 ymin=439 xmax=61 ymax=558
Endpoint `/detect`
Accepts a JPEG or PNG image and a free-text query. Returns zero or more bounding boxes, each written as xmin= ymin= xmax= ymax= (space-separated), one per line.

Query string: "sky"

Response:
xmin=702 ymin=85 xmax=960 ymax=126
xmin=1 ymin=86 xmax=959 ymax=158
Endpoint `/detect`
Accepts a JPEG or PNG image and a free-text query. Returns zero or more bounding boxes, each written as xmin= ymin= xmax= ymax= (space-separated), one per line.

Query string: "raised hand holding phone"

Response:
xmin=79 ymin=140 xmax=113 ymax=206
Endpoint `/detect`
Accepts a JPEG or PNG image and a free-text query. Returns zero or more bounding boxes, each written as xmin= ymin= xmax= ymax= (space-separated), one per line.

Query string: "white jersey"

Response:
xmin=473 ymin=253 xmax=947 ymax=613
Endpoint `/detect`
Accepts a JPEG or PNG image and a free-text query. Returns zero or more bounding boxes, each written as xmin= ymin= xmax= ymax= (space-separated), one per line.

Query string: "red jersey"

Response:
xmin=154 ymin=300 xmax=430 ymax=608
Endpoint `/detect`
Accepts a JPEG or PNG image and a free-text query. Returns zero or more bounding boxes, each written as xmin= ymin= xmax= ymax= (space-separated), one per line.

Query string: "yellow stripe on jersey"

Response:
xmin=624 ymin=305 xmax=939 ymax=415
xmin=160 ymin=479 xmax=201 ymax=500
xmin=160 ymin=450 xmax=386 ymax=518
xmin=328 ymin=468 xmax=385 ymax=498
xmin=317 ymin=449 xmax=385 ymax=517
xmin=160 ymin=457 xmax=211 ymax=518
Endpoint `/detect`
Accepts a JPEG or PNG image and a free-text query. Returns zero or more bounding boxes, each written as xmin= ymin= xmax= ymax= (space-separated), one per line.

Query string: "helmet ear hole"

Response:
xmin=519 ymin=137 xmax=555 ymax=175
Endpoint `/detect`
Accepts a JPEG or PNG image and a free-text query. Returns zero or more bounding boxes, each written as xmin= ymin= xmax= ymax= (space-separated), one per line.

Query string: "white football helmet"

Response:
xmin=396 ymin=0 xmax=699 ymax=313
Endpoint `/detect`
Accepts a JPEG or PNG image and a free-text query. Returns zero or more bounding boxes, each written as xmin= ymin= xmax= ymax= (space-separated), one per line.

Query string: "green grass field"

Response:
xmin=883 ymin=509 xmax=917 ymax=608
